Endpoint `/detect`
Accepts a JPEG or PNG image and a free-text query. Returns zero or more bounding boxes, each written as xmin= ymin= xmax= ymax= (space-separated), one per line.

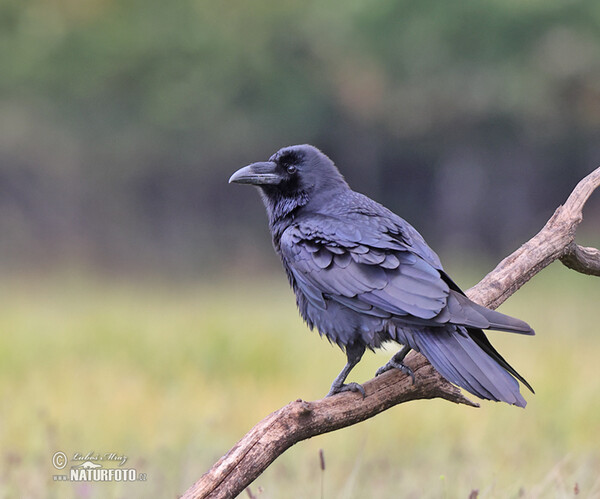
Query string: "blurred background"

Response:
xmin=2 ymin=0 xmax=600 ymax=274
xmin=1 ymin=0 xmax=599 ymax=497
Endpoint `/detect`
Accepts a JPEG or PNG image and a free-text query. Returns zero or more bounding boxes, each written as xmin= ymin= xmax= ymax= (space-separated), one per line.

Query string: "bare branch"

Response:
xmin=467 ymin=166 xmax=600 ymax=309
xmin=182 ymin=166 xmax=600 ymax=499
xmin=182 ymin=353 xmax=476 ymax=499
xmin=560 ymin=243 xmax=600 ymax=276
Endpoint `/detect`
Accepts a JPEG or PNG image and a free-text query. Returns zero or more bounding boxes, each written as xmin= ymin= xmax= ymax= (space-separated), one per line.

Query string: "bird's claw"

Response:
xmin=376 ymin=359 xmax=415 ymax=384
xmin=326 ymin=381 xmax=366 ymax=399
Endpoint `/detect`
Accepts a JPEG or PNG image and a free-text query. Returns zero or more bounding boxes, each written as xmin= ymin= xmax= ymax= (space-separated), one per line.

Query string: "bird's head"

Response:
xmin=229 ymin=145 xmax=347 ymax=212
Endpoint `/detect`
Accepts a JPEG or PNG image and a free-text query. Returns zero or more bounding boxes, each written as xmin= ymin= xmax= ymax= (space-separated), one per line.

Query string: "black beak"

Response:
xmin=228 ymin=161 xmax=282 ymax=186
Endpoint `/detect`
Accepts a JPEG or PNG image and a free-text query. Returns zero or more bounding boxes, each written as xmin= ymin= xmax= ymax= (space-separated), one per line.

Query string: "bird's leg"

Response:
xmin=326 ymin=343 xmax=366 ymax=398
xmin=375 ymin=345 xmax=415 ymax=383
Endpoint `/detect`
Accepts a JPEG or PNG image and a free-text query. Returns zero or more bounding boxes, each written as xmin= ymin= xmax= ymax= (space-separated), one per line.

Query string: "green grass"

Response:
xmin=0 ymin=263 xmax=599 ymax=498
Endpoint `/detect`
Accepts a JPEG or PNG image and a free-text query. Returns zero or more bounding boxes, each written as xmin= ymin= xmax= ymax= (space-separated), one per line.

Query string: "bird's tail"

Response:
xmin=407 ymin=326 xmax=533 ymax=407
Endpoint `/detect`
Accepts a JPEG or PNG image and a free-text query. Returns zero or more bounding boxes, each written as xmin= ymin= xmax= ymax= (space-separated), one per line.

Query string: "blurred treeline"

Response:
xmin=1 ymin=0 xmax=600 ymax=275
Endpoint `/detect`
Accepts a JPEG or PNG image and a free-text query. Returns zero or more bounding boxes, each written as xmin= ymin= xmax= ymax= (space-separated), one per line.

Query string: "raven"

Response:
xmin=229 ymin=144 xmax=534 ymax=407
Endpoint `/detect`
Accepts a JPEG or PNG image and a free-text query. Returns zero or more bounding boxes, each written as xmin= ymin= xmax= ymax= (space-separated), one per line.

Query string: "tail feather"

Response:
xmin=438 ymin=331 xmax=511 ymax=402
xmin=467 ymin=327 xmax=535 ymax=393
xmin=407 ymin=326 xmax=530 ymax=407
xmin=439 ymin=272 xmax=535 ymax=335
xmin=446 ymin=291 xmax=535 ymax=335
xmin=469 ymin=301 xmax=535 ymax=335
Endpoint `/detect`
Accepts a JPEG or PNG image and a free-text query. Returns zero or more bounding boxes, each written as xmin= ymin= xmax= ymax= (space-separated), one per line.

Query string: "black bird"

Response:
xmin=229 ymin=144 xmax=534 ymax=407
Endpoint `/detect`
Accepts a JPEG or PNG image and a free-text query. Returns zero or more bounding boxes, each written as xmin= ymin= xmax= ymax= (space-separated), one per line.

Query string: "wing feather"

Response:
xmin=281 ymin=219 xmax=450 ymax=321
xmin=280 ymin=212 xmax=533 ymax=335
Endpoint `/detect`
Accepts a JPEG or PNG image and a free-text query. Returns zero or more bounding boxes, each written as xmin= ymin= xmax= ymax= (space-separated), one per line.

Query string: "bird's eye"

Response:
xmin=287 ymin=165 xmax=297 ymax=174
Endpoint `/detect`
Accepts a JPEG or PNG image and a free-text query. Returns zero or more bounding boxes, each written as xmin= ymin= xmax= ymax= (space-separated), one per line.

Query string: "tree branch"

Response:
xmin=468 ymin=166 xmax=600 ymax=309
xmin=560 ymin=243 xmax=600 ymax=276
xmin=182 ymin=166 xmax=600 ymax=499
xmin=182 ymin=353 xmax=477 ymax=499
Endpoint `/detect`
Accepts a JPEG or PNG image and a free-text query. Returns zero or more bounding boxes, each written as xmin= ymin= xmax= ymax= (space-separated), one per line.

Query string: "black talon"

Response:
xmin=376 ymin=359 xmax=415 ymax=384
xmin=326 ymin=343 xmax=367 ymax=399
xmin=327 ymin=381 xmax=366 ymax=398
xmin=376 ymin=345 xmax=415 ymax=384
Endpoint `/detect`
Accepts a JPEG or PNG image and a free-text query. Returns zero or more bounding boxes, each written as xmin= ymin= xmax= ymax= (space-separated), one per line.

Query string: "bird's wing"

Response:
xmin=280 ymin=215 xmax=450 ymax=321
xmin=280 ymin=214 xmax=532 ymax=333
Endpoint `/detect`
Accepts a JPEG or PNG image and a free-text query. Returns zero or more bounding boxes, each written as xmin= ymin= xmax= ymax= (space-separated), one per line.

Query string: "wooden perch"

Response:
xmin=470 ymin=165 xmax=600 ymax=309
xmin=182 ymin=166 xmax=600 ymax=499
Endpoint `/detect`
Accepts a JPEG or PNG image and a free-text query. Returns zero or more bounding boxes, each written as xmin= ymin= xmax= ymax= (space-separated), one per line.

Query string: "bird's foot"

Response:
xmin=375 ymin=359 xmax=415 ymax=384
xmin=326 ymin=381 xmax=366 ymax=399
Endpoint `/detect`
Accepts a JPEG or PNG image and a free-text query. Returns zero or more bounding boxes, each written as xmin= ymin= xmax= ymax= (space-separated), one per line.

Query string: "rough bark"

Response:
xmin=469 ymin=166 xmax=600 ymax=309
xmin=182 ymin=166 xmax=600 ymax=499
